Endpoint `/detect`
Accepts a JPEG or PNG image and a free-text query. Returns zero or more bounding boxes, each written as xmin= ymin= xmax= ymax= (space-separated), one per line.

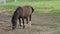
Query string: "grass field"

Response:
xmin=0 ymin=0 xmax=60 ymax=18
xmin=0 ymin=0 xmax=60 ymax=34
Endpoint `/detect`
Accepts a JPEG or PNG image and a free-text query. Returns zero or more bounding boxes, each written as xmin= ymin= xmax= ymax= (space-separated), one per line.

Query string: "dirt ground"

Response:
xmin=0 ymin=11 xmax=60 ymax=34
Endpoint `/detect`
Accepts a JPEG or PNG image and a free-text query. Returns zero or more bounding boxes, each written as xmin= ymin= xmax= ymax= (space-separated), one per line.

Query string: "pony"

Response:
xmin=11 ymin=6 xmax=34 ymax=29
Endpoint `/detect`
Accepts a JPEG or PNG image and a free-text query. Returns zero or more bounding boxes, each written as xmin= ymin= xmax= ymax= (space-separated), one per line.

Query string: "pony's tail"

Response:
xmin=31 ymin=7 xmax=34 ymax=13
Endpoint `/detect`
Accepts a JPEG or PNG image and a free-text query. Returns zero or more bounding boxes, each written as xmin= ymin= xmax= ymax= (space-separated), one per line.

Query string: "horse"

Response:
xmin=11 ymin=6 xmax=34 ymax=29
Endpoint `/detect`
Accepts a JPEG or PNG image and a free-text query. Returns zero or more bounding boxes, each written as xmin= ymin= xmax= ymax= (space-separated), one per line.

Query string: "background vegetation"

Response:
xmin=0 ymin=0 xmax=60 ymax=19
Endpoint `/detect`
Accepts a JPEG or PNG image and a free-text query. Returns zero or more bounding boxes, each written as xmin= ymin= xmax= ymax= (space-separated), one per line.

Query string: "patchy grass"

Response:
xmin=51 ymin=30 xmax=60 ymax=34
xmin=32 ymin=22 xmax=60 ymax=29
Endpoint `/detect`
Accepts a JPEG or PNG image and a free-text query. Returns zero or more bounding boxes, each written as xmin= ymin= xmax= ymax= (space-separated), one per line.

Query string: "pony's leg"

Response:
xmin=26 ymin=17 xmax=28 ymax=24
xmin=22 ymin=18 xmax=25 ymax=29
xmin=29 ymin=15 xmax=32 ymax=28
xmin=18 ymin=17 xmax=21 ymax=27
xmin=12 ymin=20 xmax=17 ymax=29
xmin=29 ymin=15 xmax=31 ymax=23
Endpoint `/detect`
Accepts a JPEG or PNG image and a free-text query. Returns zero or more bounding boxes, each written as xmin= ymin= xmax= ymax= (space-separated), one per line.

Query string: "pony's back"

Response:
xmin=20 ymin=6 xmax=34 ymax=17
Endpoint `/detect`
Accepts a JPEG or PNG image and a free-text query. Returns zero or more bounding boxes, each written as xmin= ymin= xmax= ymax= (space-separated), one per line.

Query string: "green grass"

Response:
xmin=0 ymin=0 xmax=60 ymax=18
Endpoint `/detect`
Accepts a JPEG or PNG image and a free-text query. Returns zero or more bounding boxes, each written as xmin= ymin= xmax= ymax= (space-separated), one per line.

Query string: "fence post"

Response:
xmin=4 ymin=0 xmax=6 ymax=5
xmin=0 ymin=0 xmax=6 ymax=5
xmin=15 ymin=0 xmax=17 ymax=2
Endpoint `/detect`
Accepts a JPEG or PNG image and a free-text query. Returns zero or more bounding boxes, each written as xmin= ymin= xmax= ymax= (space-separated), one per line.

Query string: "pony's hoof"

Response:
xmin=12 ymin=27 xmax=16 ymax=30
xmin=23 ymin=26 xmax=25 ymax=29
xmin=12 ymin=27 xmax=15 ymax=30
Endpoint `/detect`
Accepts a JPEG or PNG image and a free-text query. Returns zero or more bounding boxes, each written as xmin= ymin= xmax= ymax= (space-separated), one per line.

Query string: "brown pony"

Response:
xmin=11 ymin=6 xmax=34 ymax=29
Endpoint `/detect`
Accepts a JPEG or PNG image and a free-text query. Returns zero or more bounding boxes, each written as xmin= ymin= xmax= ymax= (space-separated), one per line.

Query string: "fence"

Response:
xmin=0 ymin=0 xmax=6 ymax=4
xmin=0 ymin=0 xmax=17 ymax=5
